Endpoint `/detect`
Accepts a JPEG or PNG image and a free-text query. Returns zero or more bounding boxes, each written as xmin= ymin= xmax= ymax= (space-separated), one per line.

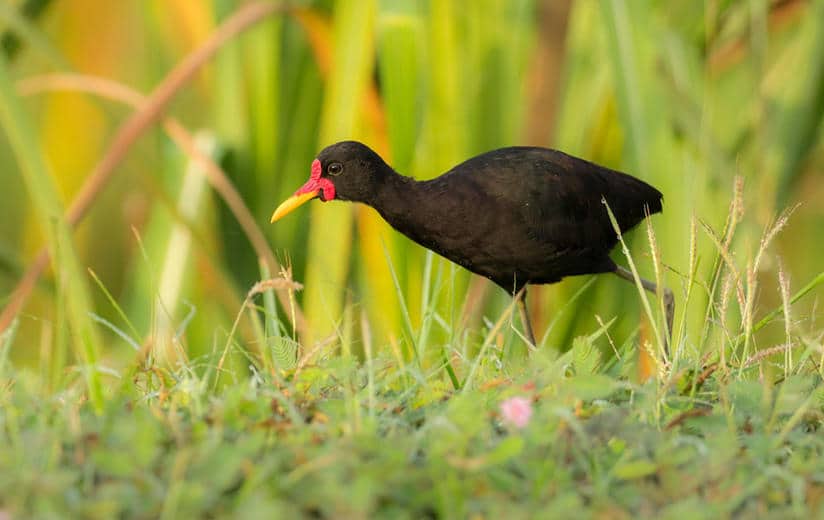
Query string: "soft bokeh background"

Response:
xmin=1 ymin=0 xmax=822 ymax=379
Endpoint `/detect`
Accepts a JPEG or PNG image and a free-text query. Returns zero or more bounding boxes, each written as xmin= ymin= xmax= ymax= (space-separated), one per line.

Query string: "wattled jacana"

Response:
xmin=271 ymin=141 xmax=673 ymax=346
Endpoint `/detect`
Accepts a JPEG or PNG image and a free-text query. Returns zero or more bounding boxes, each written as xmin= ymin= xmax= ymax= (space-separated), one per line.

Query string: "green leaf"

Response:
xmin=612 ymin=459 xmax=657 ymax=480
xmin=571 ymin=335 xmax=602 ymax=375
xmin=269 ymin=336 xmax=298 ymax=370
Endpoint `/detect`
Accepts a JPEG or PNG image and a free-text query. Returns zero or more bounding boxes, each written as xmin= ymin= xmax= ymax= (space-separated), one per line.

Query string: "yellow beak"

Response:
xmin=270 ymin=191 xmax=318 ymax=223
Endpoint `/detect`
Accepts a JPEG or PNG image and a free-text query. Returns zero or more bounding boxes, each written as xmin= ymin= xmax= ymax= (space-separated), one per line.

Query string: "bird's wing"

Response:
xmin=520 ymin=167 xmax=614 ymax=249
xmin=468 ymin=148 xmax=660 ymax=246
xmin=453 ymin=149 xmax=611 ymax=249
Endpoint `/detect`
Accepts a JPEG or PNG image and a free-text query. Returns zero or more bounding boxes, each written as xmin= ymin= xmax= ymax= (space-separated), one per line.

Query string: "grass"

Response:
xmin=1 ymin=0 xmax=824 ymax=517
xmin=1 ymin=264 xmax=823 ymax=517
xmin=2 ymin=201 xmax=823 ymax=516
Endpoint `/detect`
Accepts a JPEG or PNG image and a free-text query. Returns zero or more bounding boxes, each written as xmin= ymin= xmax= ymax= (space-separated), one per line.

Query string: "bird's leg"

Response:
xmin=515 ymin=287 xmax=537 ymax=348
xmin=614 ymin=266 xmax=674 ymax=347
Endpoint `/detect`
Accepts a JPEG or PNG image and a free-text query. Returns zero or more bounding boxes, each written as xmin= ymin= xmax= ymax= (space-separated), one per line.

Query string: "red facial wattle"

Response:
xmin=269 ymin=159 xmax=336 ymax=223
xmin=295 ymin=159 xmax=336 ymax=201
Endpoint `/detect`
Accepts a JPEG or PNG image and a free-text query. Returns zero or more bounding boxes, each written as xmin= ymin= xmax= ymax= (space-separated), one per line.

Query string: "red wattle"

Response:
xmin=310 ymin=158 xmax=322 ymax=180
xmin=295 ymin=159 xmax=335 ymax=201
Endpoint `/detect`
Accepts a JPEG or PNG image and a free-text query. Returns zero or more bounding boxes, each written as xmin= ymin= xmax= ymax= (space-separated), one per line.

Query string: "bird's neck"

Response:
xmin=370 ymin=171 xmax=441 ymax=239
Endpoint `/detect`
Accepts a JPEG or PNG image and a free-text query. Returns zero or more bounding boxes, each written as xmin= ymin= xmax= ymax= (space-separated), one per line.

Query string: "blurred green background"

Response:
xmin=1 ymin=0 xmax=822 ymax=376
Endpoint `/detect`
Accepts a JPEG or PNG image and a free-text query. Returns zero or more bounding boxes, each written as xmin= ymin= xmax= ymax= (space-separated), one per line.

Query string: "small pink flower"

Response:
xmin=500 ymin=396 xmax=533 ymax=428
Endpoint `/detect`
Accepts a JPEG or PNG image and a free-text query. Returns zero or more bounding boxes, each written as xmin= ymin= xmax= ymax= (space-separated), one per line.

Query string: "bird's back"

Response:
xmin=382 ymin=147 xmax=662 ymax=292
xmin=443 ymin=147 xmax=661 ymax=231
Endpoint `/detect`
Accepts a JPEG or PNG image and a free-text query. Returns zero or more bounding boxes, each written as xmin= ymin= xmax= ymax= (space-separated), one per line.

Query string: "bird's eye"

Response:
xmin=328 ymin=162 xmax=343 ymax=176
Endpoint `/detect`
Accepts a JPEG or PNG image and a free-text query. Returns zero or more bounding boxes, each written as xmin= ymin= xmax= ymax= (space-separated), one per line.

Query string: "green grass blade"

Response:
xmin=0 ymin=53 xmax=103 ymax=411
xmin=377 ymin=0 xmax=423 ymax=173
xmin=248 ymin=15 xmax=282 ymax=217
xmin=0 ymin=318 xmax=17 ymax=375
xmin=773 ymin=0 xmax=824 ymax=205
xmin=752 ymin=270 xmax=824 ymax=335
xmin=599 ymin=0 xmax=649 ymax=176
xmin=302 ymin=0 xmax=376 ymax=345
xmin=381 ymin=238 xmax=417 ymax=363
xmin=153 ymin=132 xmax=214 ymax=365
xmin=88 ymin=268 xmax=141 ymax=344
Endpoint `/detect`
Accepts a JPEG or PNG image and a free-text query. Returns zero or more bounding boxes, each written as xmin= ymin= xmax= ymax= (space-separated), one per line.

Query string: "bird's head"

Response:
xmin=270 ymin=141 xmax=389 ymax=222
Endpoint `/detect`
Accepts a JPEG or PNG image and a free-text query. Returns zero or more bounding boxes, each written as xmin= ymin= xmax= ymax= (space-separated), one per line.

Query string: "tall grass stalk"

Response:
xmin=0 ymin=54 xmax=104 ymax=411
xmin=303 ymin=0 xmax=376 ymax=345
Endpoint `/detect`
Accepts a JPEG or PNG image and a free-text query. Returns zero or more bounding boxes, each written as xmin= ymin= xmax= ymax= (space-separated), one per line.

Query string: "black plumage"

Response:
xmin=272 ymin=141 xmax=671 ymax=345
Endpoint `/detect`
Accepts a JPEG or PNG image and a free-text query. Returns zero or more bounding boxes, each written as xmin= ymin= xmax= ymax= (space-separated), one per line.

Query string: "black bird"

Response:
xmin=271 ymin=141 xmax=673 ymax=346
